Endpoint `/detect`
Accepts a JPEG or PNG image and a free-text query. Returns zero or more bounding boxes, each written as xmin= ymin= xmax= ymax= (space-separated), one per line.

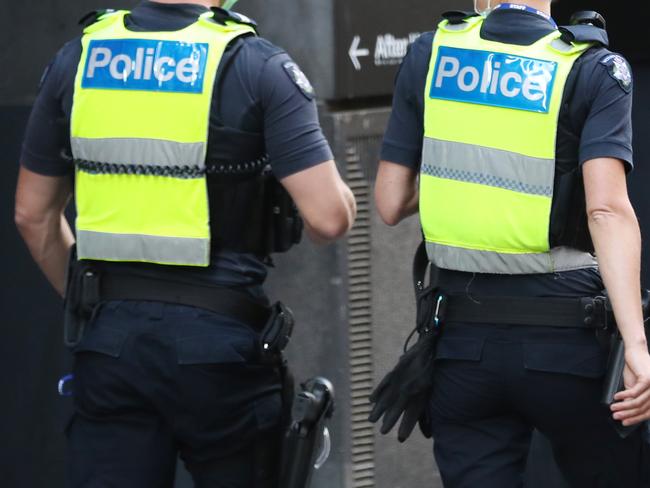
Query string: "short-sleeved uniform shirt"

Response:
xmin=21 ymin=1 xmax=333 ymax=294
xmin=380 ymin=7 xmax=635 ymax=298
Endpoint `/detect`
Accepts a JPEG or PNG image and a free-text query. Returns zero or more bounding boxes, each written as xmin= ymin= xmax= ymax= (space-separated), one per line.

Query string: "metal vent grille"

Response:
xmin=346 ymin=139 xmax=376 ymax=488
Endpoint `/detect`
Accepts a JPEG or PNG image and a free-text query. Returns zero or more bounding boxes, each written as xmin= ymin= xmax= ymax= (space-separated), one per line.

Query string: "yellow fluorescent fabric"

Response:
xmin=420 ymin=177 xmax=550 ymax=254
xmin=75 ymin=172 xmax=210 ymax=238
xmin=420 ymin=16 xmax=592 ymax=273
xmin=71 ymin=11 xmax=253 ymax=143
xmin=70 ymin=10 xmax=255 ymax=266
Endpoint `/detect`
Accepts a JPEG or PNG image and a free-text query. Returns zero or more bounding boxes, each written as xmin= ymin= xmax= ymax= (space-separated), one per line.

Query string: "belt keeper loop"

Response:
xmin=582 ymin=296 xmax=609 ymax=330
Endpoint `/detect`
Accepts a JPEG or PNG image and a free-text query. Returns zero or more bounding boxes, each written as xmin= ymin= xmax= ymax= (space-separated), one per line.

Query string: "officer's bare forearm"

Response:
xmin=584 ymin=158 xmax=646 ymax=349
xmin=15 ymin=168 xmax=75 ymax=297
xmin=589 ymin=207 xmax=646 ymax=349
xmin=16 ymin=212 xmax=74 ymax=296
xmin=375 ymin=160 xmax=419 ymax=226
xmin=378 ymin=186 xmax=419 ymax=226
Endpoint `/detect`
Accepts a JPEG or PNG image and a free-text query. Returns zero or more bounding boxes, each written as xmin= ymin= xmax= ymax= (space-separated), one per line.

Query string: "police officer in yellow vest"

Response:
xmin=373 ymin=0 xmax=650 ymax=486
xmin=15 ymin=0 xmax=356 ymax=486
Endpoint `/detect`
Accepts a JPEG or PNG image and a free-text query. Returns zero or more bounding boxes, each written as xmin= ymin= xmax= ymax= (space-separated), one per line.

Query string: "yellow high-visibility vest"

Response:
xmin=71 ymin=10 xmax=255 ymax=266
xmin=420 ymin=15 xmax=597 ymax=274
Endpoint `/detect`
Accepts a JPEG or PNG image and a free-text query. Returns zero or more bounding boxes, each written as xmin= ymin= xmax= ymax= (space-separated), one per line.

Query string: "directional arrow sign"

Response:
xmin=348 ymin=36 xmax=370 ymax=71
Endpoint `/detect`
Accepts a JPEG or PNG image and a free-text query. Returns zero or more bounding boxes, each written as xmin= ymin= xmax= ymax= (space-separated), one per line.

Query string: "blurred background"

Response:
xmin=1 ymin=1 xmax=648 ymax=487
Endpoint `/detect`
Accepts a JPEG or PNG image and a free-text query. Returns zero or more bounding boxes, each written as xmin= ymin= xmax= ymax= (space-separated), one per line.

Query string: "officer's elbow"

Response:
xmin=14 ymin=203 xmax=40 ymax=237
xmin=374 ymin=164 xmax=418 ymax=227
xmin=306 ymin=212 xmax=352 ymax=243
xmin=587 ymin=198 xmax=636 ymax=226
xmin=375 ymin=192 xmax=405 ymax=227
xmin=377 ymin=206 xmax=402 ymax=227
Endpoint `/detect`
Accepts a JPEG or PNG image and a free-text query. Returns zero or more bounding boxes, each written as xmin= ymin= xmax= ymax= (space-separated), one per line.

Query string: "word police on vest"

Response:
xmin=430 ymin=46 xmax=558 ymax=113
xmin=82 ymin=39 xmax=209 ymax=94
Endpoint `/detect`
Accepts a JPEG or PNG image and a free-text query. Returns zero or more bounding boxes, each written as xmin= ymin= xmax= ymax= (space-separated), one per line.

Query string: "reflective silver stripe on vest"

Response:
xmin=77 ymin=230 xmax=210 ymax=266
xmin=421 ymin=138 xmax=554 ymax=197
xmin=426 ymin=241 xmax=597 ymax=274
xmin=71 ymin=137 xmax=205 ymax=168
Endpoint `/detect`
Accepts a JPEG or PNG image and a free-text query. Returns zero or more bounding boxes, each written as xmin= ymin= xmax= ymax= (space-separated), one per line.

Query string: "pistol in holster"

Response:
xmin=63 ymin=248 xmax=101 ymax=348
xmin=280 ymin=377 xmax=335 ymax=488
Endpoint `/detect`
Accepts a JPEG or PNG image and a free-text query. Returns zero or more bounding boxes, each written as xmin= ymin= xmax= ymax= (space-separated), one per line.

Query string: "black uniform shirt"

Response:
xmin=380 ymin=7 xmax=635 ymax=298
xmin=21 ymin=1 xmax=333 ymax=292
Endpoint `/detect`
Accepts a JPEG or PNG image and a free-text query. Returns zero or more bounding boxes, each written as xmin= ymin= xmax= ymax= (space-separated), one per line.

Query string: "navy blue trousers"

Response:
xmin=428 ymin=323 xmax=646 ymax=488
xmin=66 ymin=301 xmax=282 ymax=488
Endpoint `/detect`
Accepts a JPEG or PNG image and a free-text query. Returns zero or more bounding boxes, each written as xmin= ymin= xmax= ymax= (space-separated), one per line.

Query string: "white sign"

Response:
xmin=348 ymin=35 xmax=370 ymax=71
xmin=348 ymin=33 xmax=421 ymax=71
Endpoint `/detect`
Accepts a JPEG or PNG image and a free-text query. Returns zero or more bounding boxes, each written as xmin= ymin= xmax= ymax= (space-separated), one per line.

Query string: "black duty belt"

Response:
xmin=440 ymin=294 xmax=611 ymax=329
xmin=411 ymin=240 xmax=611 ymax=330
xmin=98 ymin=273 xmax=271 ymax=330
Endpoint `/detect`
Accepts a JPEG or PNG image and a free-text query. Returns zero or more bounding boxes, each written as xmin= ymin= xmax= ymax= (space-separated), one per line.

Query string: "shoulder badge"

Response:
xmin=282 ymin=61 xmax=315 ymax=100
xmin=600 ymin=54 xmax=633 ymax=93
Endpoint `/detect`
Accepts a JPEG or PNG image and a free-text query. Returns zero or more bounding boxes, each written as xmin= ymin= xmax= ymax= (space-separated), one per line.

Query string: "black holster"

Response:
xmin=601 ymin=289 xmax=650 ymax=438
xmin=257 ymin=307 xmax=337 ymax=488
xmin=279 ymin=377 xmax=335 ymax=488
xmin=63 ymin=248 xmax=100 ymax=347
xmin=258 ymin=302 xmax=297 ymax=433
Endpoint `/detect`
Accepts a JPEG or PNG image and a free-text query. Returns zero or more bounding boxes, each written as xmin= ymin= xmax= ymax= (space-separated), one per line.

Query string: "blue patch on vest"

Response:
xmin=430 ymin=46 xmax=558 ymax=113
xmin=82 ymin=39 xmax=209 ymax=94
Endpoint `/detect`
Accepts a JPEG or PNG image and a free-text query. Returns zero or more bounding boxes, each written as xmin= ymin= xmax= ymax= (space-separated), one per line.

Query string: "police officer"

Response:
xmin=14 ymin=0 xmax=356 ymax=486
xmin=374 ymin=0 xmax=650 ymax=486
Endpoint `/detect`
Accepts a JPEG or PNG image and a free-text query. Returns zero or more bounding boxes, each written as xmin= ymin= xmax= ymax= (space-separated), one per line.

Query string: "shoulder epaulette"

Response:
xmin=441 ymin=10 xmax=480 ymax=25
xmin=559 ymin=10 xmax=609 ymax=48
xmin=210 ymin=7 xmax=258 ymax=30
xmin=559 ymin=25 xmax=609 ymax=48
xmin=78 ymin=9 xmax=116 ymax=28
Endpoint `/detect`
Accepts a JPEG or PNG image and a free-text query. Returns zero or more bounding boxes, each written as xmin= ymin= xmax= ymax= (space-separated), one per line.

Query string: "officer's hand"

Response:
xmin=611 ymin=345 xmax=650 ymax=426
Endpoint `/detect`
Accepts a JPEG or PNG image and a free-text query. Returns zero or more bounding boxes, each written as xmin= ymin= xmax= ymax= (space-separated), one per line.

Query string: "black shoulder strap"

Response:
xmin=441 ymin=10 xmax=480 ymax=25
xmin=559 ymin=24 xmax=609 ymax=48
xmin=78 ymin=9 xmax=116 ymax=27
xmin=209 ymin=7 xmax=258 ymax=32
xmin=209 ymin=34 xmax=251 ymax=127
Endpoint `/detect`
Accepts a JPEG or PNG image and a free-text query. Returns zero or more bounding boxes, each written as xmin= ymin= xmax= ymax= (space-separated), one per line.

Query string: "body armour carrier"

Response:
xmin=71 ymin=10 xmax=290 ymax=266
xmin=420 ymin=15 xmax=598 ymax=274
